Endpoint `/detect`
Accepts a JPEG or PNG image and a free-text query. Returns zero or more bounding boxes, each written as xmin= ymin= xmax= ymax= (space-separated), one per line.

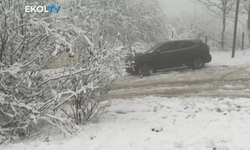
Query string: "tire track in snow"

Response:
xmin=109 ymin=66 xmax=250 ymax=99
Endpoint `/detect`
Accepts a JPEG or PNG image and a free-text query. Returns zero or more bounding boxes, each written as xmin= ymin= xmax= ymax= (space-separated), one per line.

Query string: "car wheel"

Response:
xmin=138 ymin=64 xmax=154 ymax=76
xmin=192 ymin=56 xmax=205 ymax=69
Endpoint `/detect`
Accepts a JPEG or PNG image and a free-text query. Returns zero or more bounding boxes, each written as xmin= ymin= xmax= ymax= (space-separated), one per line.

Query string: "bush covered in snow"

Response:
xmin=0 ymin=0 xmax=168 ymax=144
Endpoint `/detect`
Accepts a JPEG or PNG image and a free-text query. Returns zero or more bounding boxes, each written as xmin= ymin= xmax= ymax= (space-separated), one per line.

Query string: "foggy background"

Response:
xmin=159 ymin=0 xmax=246 ymax=29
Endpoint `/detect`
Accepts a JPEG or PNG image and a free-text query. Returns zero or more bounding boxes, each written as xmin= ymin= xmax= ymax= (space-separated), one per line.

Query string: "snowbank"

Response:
xmin=2 ymin=97 xmax=250 ymax=150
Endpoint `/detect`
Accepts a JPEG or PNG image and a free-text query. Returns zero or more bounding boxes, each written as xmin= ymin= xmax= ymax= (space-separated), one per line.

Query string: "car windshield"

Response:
xmin=146 ymin=42 xmax=164 ymax=53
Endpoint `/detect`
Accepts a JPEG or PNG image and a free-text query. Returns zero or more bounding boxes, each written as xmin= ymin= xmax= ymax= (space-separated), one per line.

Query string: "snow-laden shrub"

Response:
xmin=0 ymin=0 xmax=76 ymax=143
xmin=0 ymin=0 xmax=168 ymax=143
xmin=50 ymin=45 xmax=127 ymax=126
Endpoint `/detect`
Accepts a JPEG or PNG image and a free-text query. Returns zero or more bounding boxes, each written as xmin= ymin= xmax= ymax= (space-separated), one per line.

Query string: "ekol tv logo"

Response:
xmin=25 ymin=5 xmax=61 ymax=13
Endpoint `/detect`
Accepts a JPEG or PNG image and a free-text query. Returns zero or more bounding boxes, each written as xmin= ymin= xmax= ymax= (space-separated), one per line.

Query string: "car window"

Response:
xmin=176 ymin=41 xmax=196 ymax=49
xmin=186 ymin=41 xmax=197 ymax=47
xmin=146 ymin=42 xmax=164 ymax=53
xmin=159 ymin=42 xmax=176 ymax=52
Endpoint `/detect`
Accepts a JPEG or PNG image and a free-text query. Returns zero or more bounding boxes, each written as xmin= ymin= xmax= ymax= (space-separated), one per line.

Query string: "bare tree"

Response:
xmin=197 ymin=0 xmax=237 ymax=49
xmin=240 ymin=0 xmax=250 ymax=45
xmin=168 ymin=15 xmax=214 ymax=40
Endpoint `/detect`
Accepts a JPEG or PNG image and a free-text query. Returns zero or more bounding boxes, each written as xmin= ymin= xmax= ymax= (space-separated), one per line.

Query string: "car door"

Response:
xmin=174 ymin=41 xmax=197 ymax=67
xmin=154 ymin=42 xmax=176 ymax=70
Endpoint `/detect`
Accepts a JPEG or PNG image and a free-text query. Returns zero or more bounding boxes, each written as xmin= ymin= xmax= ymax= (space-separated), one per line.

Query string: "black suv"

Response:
xmin=125 ymin=39 xmax=212 ymax=76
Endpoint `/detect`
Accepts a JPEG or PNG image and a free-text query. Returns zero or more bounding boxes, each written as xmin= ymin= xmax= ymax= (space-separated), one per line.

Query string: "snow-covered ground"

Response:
xmin=1 ymin=50 xmax=250 ymax=150
xmin=2 ymin=97 xmax=250 ymax=150
xmin=209 ymin=49 xmax=250 ymax=66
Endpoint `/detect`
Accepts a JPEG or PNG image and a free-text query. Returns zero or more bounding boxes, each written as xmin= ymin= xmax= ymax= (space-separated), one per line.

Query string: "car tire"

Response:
xmin=138 ymin=63 xmax=154 ymax=76
xmin=192 ymin=56 xmax=205 ymax=70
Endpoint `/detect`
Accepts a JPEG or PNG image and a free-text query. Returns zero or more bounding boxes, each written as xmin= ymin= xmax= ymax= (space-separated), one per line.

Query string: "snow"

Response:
xmin=209 ymin=49 xmax=250 ymax=66
xmin=2 ymin=96 xmax=250 ymax=150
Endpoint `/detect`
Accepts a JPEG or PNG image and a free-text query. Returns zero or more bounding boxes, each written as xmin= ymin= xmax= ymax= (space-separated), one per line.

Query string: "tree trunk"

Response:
xmin=248 ymin=6 xmax=250 ymax=46
xmin=221 ymin=0 xmax=227 ymax=50
xmin=0 ymin=15 xmax=8 ymax=63
xmin=221 ymin=15 xmax=226 ymax=50
xmin=0 ymin=42 xmax=3 ymax=62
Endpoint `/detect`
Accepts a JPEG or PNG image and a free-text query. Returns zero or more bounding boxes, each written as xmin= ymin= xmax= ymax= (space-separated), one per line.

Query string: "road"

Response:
xmin=108 ymin=65 xmax=250 ymax=99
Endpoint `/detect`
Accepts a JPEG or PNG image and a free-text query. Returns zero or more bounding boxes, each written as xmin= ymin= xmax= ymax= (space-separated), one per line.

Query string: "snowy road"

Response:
xmin=109 ymin=65 xmax=250 ymax=99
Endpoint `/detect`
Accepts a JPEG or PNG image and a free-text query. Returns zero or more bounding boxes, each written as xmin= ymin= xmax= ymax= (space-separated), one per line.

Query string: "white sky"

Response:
xmin=158 ymin=0 xmax=246 ymax=30
xmin=158 ymin=0 xmax=203 ymax=19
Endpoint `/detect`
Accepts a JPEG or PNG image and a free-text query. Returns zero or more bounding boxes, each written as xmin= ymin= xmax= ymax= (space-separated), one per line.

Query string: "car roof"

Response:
xmin=161 ymin=39 xmax=202 ymax=44
xmin=147 ymin=39 xmax=202 ymax=52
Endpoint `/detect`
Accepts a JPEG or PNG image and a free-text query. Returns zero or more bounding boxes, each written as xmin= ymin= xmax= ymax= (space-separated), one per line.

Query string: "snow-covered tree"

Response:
xmin=0 ymin=0 xmax=168 ymax=143
xmin=168 ymin=17 xmax=210 ymax=40
xmin=0 ymin=0 xmax=77 ymax=142
xmin=52 ymin=0 xmax=169 ymax=125
xmin=196 ymin=0 xmax=237 ymax=49
xmin=240 ymin=0 xmax=250 ymax=45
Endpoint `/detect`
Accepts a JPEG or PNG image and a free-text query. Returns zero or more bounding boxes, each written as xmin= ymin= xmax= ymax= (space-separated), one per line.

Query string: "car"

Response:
xmin=125 ymin=39 xmax=212 ymax=76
